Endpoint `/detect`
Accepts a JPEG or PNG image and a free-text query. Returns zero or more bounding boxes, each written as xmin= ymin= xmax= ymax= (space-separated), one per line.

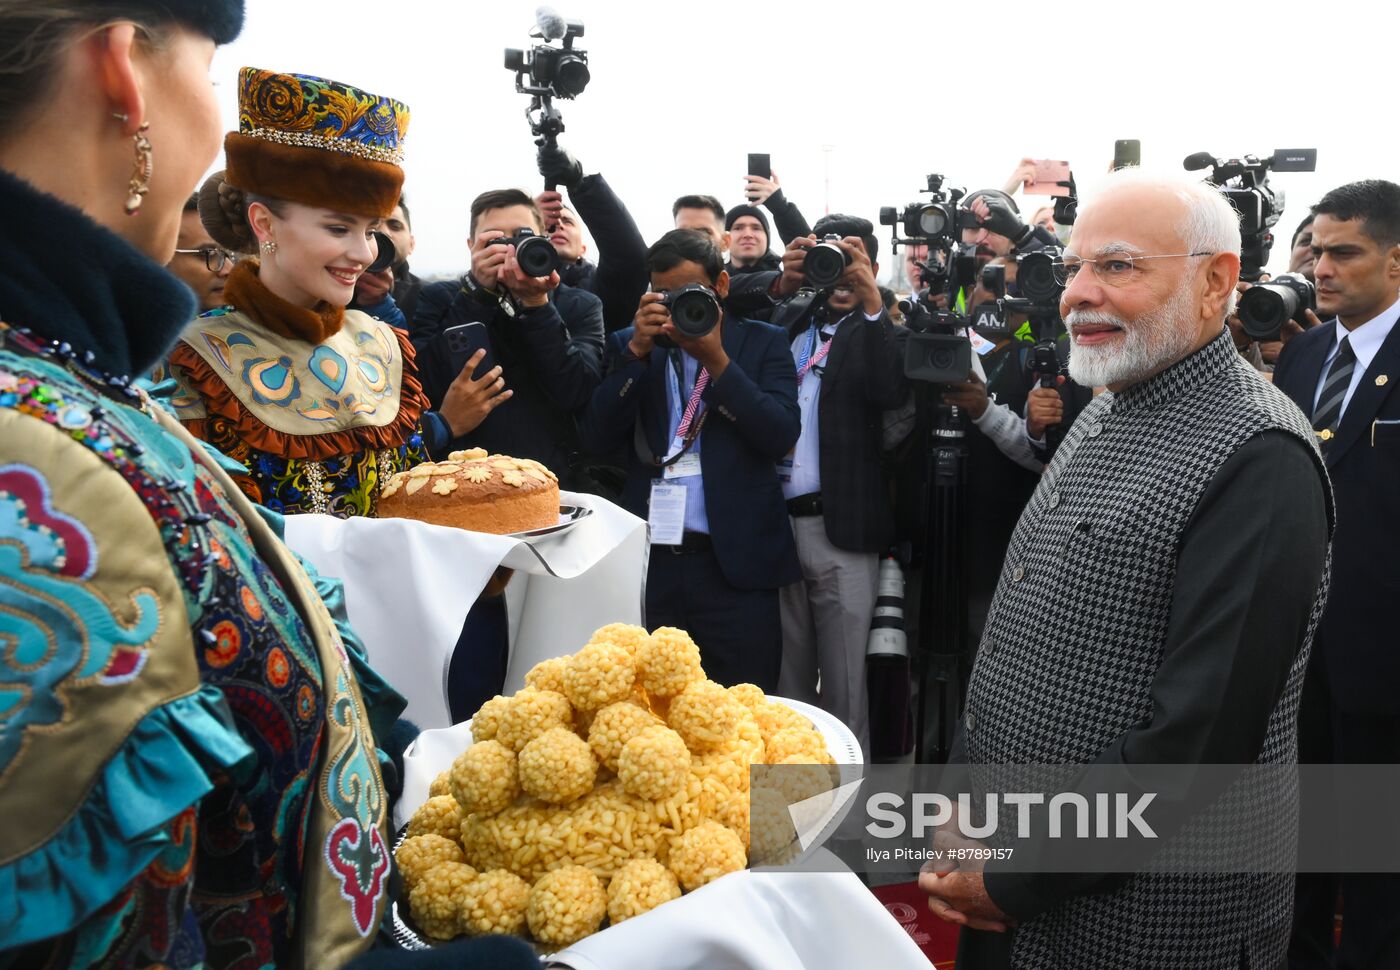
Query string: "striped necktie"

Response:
xmin=1312 ymin=336 xmax=1356 ymax=446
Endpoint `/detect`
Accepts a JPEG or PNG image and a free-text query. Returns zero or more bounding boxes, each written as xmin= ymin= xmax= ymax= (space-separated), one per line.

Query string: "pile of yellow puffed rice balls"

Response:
xmin=396 ymin=623 xmax=836 ymax=948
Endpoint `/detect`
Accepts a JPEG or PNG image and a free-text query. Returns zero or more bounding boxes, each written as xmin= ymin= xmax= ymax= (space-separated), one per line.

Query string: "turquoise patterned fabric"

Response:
xmin=0 ymin=687 xmax=251 ymax=948
xmin=0 ymin=340 xmax=386 ymax=967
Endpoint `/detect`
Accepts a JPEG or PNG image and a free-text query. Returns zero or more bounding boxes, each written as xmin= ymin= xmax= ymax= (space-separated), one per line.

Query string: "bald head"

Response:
xmin=1061 ymin=171 xmax=1242 ymax=391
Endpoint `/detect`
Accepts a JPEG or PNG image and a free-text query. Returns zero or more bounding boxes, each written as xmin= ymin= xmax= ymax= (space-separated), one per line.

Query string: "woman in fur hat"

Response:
xmin=160 ymin=68 xmax=497 ymax=516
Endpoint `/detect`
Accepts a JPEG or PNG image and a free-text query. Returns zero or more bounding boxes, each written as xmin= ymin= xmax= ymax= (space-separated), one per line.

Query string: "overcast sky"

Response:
xmin=213 ymin=0 xmax=1388 ymax=283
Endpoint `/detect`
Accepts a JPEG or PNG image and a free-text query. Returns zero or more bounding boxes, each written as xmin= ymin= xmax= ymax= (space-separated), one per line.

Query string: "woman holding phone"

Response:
xmin=162 ymin=67 xmax=503 ymax=516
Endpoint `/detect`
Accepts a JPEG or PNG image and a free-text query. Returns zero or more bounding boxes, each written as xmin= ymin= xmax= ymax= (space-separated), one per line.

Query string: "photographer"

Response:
xmin=759 ymin=215 xmax=910 ymax=755
xmin=351 ymin=197 xmax=420 ymax=327
xmin=961 ymin=188 xmax=1061 ymax=267
xmin=1231 ymin=214 xmax=1324 ymax=369
xmin=939 ymin=257 xmax=1071 ymax=473
xmin=534 ymin=144 xmax=649 ymax=333
xmin=412 ymin=189 xmax=604 ymax=488
xmin=577 ymin=230 xmax=800 ymax=690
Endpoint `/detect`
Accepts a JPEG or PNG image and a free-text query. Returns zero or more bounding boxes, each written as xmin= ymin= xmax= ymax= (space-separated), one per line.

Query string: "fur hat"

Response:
xmin=203 ymin=67 xmax=409 ymax=248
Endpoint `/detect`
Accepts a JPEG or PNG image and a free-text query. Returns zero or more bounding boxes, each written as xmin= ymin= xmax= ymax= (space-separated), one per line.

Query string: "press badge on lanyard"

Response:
xmin=649 ymin=357 xmax=708 ymax=543
xmin=778 ymin=325 xmax=832 ymax=483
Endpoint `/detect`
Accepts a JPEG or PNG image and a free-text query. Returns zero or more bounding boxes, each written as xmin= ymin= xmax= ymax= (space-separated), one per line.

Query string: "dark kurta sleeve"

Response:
xmin=983 ymin=430 xmax=1331 ymax=922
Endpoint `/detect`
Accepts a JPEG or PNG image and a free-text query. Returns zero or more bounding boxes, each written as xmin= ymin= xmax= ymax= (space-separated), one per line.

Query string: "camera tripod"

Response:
xmin=911 ymin=389 xmax=970 ymax=764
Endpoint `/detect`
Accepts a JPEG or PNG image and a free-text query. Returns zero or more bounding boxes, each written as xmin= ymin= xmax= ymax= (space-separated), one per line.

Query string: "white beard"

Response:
xmin=1067 ymin=280 xmax=1200 ymax=388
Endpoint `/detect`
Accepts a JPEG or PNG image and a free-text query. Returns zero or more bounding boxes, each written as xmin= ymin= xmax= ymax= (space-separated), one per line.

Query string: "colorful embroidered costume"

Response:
xmin=162 ymin=67 xmax=447 ymax=517
xmin=162 ymin=269 xmax=432 ymax=516
xmin=0 ymin=162 xmax=403 ymax=967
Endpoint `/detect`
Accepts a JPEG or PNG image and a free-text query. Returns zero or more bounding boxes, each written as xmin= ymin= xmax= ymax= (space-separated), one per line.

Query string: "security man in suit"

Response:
xmin=1273 ymin=179 xmax=1400 ymax=970
xmin=760 ymin=214 xmax=910 ymax=755
xmin=578 ymin=229 xmax=801 ymax=690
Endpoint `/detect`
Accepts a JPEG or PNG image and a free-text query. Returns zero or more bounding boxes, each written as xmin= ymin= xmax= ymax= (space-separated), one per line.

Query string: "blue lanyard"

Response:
xmin=795 ymin=323 xmax=820 ymax=375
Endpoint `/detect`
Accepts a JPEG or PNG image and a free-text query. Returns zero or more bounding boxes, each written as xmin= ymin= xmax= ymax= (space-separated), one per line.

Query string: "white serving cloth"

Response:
xmin=284 ymin=491 xmax=647 ymax=730
xmin=547 ymin=849 xmax=929 ymax=970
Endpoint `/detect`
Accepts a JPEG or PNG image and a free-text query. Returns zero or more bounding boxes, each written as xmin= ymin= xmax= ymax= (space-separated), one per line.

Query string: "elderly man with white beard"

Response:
xmin=920 ymin=170 xmax=1334 ymax=969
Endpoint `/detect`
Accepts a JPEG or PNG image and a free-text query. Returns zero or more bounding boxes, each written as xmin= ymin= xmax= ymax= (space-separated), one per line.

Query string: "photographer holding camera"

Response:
xmin=412 ymin=189 xmax=604 ymax=488
xmin=742 ymin=214 xmax=911 ymax=755
xmin=961 ymin=188 xmax=1061 ymax=267
xmin=534 ymin=144 xmax=650 ymax=334
xmin=578 ymin=229 xmax=800 ymax=690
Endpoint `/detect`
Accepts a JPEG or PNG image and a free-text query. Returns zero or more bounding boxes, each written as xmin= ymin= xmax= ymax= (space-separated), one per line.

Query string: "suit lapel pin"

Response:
xmin=1376 ymin=375 xmax=1389 ymax=387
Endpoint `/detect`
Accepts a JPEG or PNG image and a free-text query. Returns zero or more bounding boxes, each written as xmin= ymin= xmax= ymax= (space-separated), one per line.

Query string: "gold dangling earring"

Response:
xmin=123 ymin=123 xmax=152 ymax=216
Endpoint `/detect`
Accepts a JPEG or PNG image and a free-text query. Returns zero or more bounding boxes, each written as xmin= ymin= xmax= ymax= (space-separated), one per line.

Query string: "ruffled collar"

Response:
xmin=0 ymin=166 xmax=196 ymax=378
xmin=224 ymin=261 xmax=345 ymax=343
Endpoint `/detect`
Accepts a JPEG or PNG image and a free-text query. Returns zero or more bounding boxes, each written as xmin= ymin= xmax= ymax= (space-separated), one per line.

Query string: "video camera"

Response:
xmin=879 ymin=175 xmax=986 ymax=383
xmin=975 ymin=250 xmax=1067 ymax=364
xmin=971 ymin=248 xmax=1065 ymax=333
xmin=880 ymin=174 xmax=981 ymax=258
xmin=505 ymin=9 xmax=590 ymax=189
xmin=1183 ymin=148 xmax=1317 ymax=281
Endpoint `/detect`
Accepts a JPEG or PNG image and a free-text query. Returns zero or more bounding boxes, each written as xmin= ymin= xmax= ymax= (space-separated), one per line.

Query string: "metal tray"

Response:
xmin=508 ymin=504 xmax=592 ymax=540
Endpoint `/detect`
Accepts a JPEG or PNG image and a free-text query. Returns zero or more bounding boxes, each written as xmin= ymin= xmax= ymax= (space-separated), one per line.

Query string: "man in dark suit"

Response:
xmin=578 ymin=229 xmax=801 ymax=689
xmin=409 ymin=189 xmax=604 ymax=490
xmin=1274 ymin=179 xmax=1400 ymax=970
xmin=756 ymin=214 xmax=909 ymax=754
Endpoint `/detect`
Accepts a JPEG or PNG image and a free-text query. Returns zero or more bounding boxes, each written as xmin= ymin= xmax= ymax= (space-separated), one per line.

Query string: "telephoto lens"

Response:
xmin=803 ymin=234 xmax=852 ymax=288
xmin=507 ymin=229 xmax=560 ymax=277
xmin=656 ymin=283 xmax=722 ymax=347
xmin=1237 ymin=272 xmax=1316 ymax=341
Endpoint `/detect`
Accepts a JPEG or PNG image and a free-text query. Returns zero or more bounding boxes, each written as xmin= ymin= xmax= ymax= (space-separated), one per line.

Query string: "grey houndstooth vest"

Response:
xmin=965 ymin=330 xmax=1333 ymax=968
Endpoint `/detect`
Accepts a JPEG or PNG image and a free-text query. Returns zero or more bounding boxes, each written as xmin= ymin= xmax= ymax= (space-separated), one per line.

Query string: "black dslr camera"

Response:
xmin=1184 ymin=148 xmax=1317 ymax=281
xmin=1237 ymin=272 xmax=1316 ymax=341
xmin=804 ymin=235 xmax=852 ymax=287
xmin=489 ymin=228 xmax=559 ymax=278
xmin=505 ymin=10 xmax=590 ymax=189
xmin=654 ymin=283 xmax=722 ymax=349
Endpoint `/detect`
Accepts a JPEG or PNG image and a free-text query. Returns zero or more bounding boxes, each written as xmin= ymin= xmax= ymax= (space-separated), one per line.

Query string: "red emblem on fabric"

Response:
xmin=324 ymin=817 xmax=388 ymax=937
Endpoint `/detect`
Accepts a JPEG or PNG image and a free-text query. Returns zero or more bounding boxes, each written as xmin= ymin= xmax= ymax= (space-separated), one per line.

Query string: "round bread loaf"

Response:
xmin=379 ymin=449 xmax=559 ymax=535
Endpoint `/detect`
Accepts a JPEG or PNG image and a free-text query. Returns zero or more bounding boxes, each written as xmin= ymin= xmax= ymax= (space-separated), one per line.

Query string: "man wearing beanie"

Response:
xmin=726 ymin=204 xmax=781 ymax=274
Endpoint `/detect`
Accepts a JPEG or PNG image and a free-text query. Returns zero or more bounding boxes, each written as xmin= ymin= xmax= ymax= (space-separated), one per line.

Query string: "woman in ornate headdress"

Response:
xmin=161 ymin=68 xmax=497 ymax=516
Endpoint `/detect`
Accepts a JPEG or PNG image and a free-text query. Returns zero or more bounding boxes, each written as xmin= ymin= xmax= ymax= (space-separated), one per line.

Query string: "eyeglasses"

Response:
xmin=174 ymin=247 xmax=238 ymax=272
xmin=1051 ymin=251 xmax=1214 ymax=287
